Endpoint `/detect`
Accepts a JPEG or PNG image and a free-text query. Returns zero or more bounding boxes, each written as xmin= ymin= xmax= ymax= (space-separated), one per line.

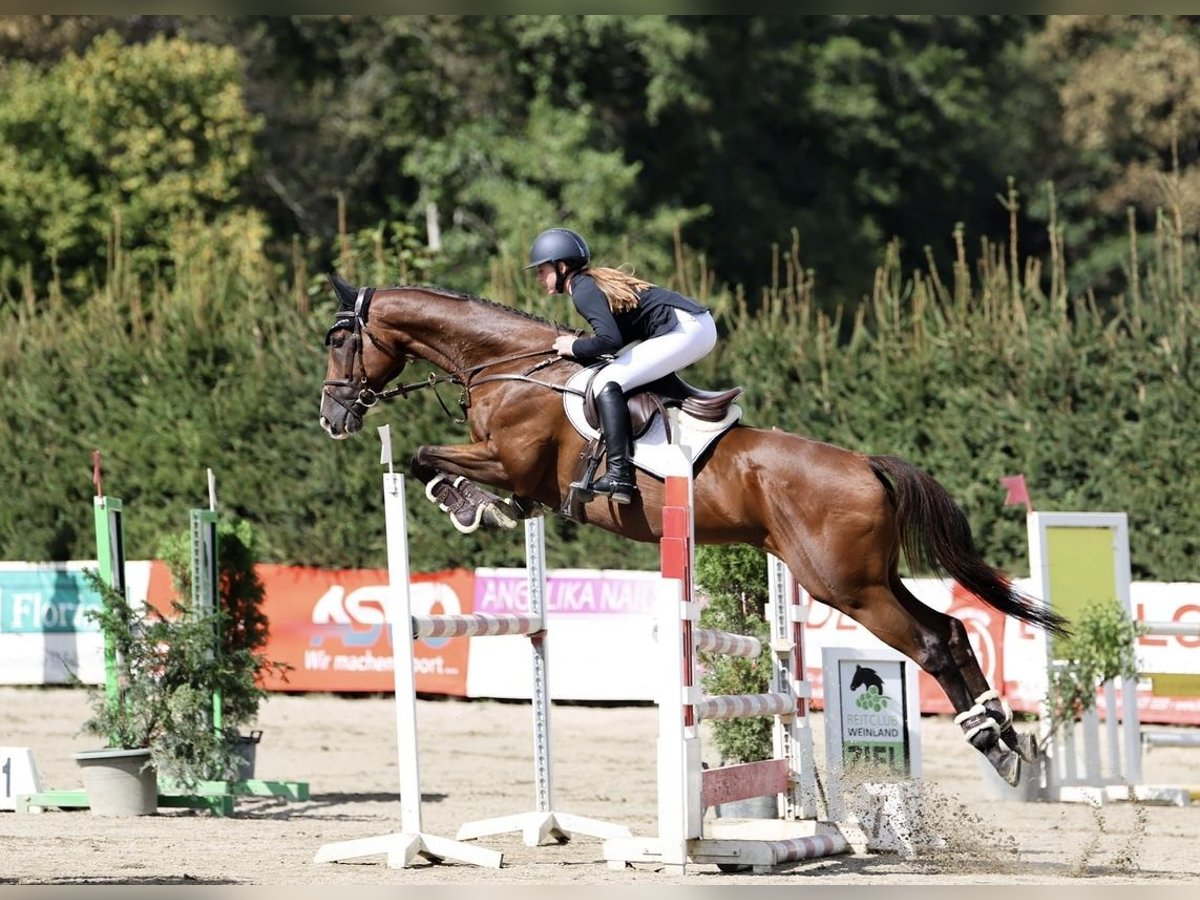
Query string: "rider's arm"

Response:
xmin=569 ymin=278 xmax=624 ymax=358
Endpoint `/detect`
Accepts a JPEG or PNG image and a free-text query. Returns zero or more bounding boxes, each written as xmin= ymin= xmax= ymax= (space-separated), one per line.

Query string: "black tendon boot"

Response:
xmin=587 ymin=382 xmax=638 ymax=504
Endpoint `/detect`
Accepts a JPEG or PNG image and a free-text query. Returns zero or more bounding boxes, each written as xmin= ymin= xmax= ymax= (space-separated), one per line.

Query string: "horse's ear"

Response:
xmin=326 ymin=270 xmax=359 ymax=311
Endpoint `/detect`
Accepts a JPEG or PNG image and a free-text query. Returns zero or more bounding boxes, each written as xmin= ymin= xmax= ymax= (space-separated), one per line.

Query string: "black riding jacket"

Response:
xmin=567 ymin=273 xmax=709 ymax=360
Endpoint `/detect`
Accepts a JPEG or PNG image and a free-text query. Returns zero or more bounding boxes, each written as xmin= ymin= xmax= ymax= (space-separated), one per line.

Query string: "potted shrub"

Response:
xmin=694 ymin=543 xmax=775 ymax=805
xmin=1044 ymin=597 xmax=1146 ymax=737
xmin=77 ymin=566 xmax=271 ymax=813
xmin=155 ymin=517 xmax=288 ymax=781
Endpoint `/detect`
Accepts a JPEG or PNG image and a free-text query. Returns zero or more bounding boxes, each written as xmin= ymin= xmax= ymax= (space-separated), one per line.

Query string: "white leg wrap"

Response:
xmin=974 ymin=689 xmax=1014 ymax=727
xmin=963 ymin=718 xmax=1000 ymax=742
xmin=953 ymin=703 xmax=987 ymax=726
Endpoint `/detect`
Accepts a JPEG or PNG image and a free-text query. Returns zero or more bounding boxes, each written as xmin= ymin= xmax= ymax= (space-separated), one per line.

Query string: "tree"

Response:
xmin=1023 ymin=16 xmax=1200 ymax=296
xmin=0 ymin=30 xmax=263 ymax=297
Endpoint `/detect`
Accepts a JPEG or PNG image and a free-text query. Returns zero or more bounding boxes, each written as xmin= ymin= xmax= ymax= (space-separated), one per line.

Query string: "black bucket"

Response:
xmin=230 ymin=730 xmax=263 ymax=781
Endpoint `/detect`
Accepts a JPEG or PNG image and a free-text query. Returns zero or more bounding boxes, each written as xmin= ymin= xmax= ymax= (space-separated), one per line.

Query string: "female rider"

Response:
xmin=527 ymin=227 xmax=717 ymax=504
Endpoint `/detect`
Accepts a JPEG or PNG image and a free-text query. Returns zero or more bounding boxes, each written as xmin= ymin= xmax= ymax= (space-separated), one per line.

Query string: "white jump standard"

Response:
xmin=604 ymin=460 xmax=848 ymax=874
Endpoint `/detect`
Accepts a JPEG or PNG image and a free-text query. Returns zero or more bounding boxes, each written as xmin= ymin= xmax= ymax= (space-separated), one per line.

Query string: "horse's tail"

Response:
xmin=868 ymin=454 xmax=1070 ymax=637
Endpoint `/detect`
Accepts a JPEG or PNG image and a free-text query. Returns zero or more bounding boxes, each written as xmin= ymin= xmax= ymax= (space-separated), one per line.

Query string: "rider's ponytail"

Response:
xmin=585 ymin=266 xmax=653 ymax=314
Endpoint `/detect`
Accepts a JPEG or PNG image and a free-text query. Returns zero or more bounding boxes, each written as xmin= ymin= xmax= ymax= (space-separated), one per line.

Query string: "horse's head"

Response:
xmin=319 ymin=273 xmax=408 ymax=439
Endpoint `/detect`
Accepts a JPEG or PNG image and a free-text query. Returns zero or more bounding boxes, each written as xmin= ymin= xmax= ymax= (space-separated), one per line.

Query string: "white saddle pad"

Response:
xmin=562 ymin=368 xmax=742 ymax=479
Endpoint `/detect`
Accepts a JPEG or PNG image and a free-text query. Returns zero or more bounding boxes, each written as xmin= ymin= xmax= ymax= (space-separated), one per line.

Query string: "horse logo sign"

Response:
xmin=823 ymin=648 xmax=922 ymax=796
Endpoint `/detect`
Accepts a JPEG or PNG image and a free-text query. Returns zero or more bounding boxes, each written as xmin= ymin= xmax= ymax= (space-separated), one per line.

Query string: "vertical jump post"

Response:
xmin=605 ymin=447 xmax=848 ymax=874
xmin=315 ymin=425 xmax=503 ymax=868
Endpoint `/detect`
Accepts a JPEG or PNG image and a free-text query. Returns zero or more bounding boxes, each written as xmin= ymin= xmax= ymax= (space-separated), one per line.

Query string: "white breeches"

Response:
xmin=595 ymin=309 xmax=717 ymax=392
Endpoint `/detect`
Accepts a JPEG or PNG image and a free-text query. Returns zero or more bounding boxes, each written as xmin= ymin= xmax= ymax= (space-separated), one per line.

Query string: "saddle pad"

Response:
xmin=563 ymin=368 xmax=742 ymax=479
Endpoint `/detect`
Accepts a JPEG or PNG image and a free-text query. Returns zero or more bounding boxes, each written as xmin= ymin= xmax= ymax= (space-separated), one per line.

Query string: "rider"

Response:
xmin=527 ymin=226 xmax=717 ymax=505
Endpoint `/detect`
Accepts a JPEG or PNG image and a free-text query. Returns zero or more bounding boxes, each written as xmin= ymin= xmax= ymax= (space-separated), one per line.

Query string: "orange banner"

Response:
xmin=247 ymin=564 xmax=473 ymax=695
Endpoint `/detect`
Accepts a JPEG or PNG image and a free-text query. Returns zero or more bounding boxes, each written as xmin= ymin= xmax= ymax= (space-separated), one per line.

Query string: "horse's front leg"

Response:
xmin=411 ymin=442 xmax=534 ymax=533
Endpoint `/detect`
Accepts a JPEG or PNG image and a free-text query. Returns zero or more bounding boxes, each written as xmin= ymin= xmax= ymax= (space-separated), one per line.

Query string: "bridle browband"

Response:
xmin=322 ymin=288 xmax=580 ymax=424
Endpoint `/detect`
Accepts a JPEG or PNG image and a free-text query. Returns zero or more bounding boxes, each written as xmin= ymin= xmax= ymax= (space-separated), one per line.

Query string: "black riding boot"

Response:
xmin=589 ymin=382 xmax=638 ymax=504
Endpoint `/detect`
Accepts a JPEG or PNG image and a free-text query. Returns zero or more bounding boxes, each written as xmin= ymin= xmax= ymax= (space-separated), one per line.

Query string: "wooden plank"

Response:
xmin=664 ymin=475 xmax=690 ymax=508
xmin=701 ymin=759 xmax=788 ymax=809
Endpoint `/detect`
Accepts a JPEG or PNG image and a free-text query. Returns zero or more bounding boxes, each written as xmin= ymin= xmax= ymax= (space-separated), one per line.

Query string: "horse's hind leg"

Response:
xmin=886 ymin=575 xmax=1037 ymax=780
xmin=809 ymin=577 xmax=1027 ymax=787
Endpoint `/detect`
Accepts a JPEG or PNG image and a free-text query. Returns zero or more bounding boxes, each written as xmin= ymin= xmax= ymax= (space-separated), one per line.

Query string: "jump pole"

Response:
xmin=315 ymin=429 xmax=503 ymax=868
xmin=604 ymin=448 xmax=847 ymax=874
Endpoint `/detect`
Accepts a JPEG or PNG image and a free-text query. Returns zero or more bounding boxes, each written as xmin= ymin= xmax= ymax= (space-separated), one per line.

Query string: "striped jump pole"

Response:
xmin=605 ymin=449 xmax=847 ymax=874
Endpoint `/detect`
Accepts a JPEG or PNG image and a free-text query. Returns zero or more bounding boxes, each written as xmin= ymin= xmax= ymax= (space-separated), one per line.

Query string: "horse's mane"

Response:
xmin=328 ymin=272 xmax=562 ymax=330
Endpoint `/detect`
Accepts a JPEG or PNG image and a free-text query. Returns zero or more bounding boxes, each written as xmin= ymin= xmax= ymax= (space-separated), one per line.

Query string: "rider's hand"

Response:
xmin=553 ymin=335 xmax=576 ymax=357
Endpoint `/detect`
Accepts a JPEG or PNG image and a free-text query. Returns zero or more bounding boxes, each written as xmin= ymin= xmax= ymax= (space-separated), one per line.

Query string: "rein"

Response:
xmin=378 ymin=349 xmax=575 ymax=422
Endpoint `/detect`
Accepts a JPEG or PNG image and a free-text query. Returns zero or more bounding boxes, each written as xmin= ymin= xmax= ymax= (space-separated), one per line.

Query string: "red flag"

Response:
xmin=92 ymin=449 xmax=103 ymax=497
xmin=999 ymin=474 xmax=1032 ymax=513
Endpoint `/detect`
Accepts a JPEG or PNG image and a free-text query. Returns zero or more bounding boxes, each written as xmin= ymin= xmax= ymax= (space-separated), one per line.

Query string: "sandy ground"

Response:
xmin=1 ymin=685 xmax=1197 ymax=886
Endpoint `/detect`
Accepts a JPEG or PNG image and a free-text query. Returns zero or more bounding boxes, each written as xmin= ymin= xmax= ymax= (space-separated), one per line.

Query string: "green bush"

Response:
xmin=0 ymin=30 xmax=262 ymax=295
xmin=2 ymin=186 xmax=1198 ymax=583
xmin=1044 ymin=597 xmax=1146 ymax=735
xmin=694 ymin=543 xmax=774 ymax=764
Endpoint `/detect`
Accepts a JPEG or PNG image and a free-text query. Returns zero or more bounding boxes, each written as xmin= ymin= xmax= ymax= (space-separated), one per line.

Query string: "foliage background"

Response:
xmin=1 ymin=16 xmax=1197 ymax=581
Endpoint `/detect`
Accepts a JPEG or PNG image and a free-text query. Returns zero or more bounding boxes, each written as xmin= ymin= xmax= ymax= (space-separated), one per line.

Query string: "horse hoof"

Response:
xmin=993 ymin=752 xmax=1021 ymax=787
xmin=482 ymin=502 xmax=518 ymax=530
xmin=1012 ymin=732 xmax=1038 ymax=764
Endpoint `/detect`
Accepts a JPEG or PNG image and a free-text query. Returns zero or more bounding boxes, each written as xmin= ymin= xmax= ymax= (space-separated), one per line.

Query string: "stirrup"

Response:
xmin=568 ymin=477 xmax=595 ymax=503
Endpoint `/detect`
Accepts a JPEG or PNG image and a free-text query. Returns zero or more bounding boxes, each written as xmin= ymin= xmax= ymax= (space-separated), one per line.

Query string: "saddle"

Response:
xmin=578 ymin=367 xmax=744 ymax=440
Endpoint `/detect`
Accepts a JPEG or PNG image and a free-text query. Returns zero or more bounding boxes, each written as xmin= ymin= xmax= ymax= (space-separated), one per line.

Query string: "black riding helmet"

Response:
xmin=525 ymin=227 xmax=590 ymax=293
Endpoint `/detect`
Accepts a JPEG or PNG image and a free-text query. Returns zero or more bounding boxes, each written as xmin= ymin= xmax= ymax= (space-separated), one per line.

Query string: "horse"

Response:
xmin=318 ymin=273 xmax=1068 ymax=787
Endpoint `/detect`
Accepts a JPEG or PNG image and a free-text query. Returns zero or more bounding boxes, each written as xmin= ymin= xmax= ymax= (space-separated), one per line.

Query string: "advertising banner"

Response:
xmin=0 ymin=561 xmax=156 ymax=685
xmin=466 ymin=568 xmax=659 ymax=701
xmin=249 ymin=564 xmax=475 ymax=695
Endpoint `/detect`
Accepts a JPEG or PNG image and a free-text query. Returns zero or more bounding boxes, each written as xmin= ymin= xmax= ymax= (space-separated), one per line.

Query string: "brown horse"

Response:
xmin=318 ymin=273 xmax=1068 ymax=787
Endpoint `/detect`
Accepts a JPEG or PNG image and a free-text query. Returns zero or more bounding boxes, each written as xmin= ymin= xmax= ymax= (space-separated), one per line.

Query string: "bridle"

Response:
xmin=322 ymin=287 xmax=576 ymax=424
xmin=321 ymin=288 xmax=405 ymax=422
